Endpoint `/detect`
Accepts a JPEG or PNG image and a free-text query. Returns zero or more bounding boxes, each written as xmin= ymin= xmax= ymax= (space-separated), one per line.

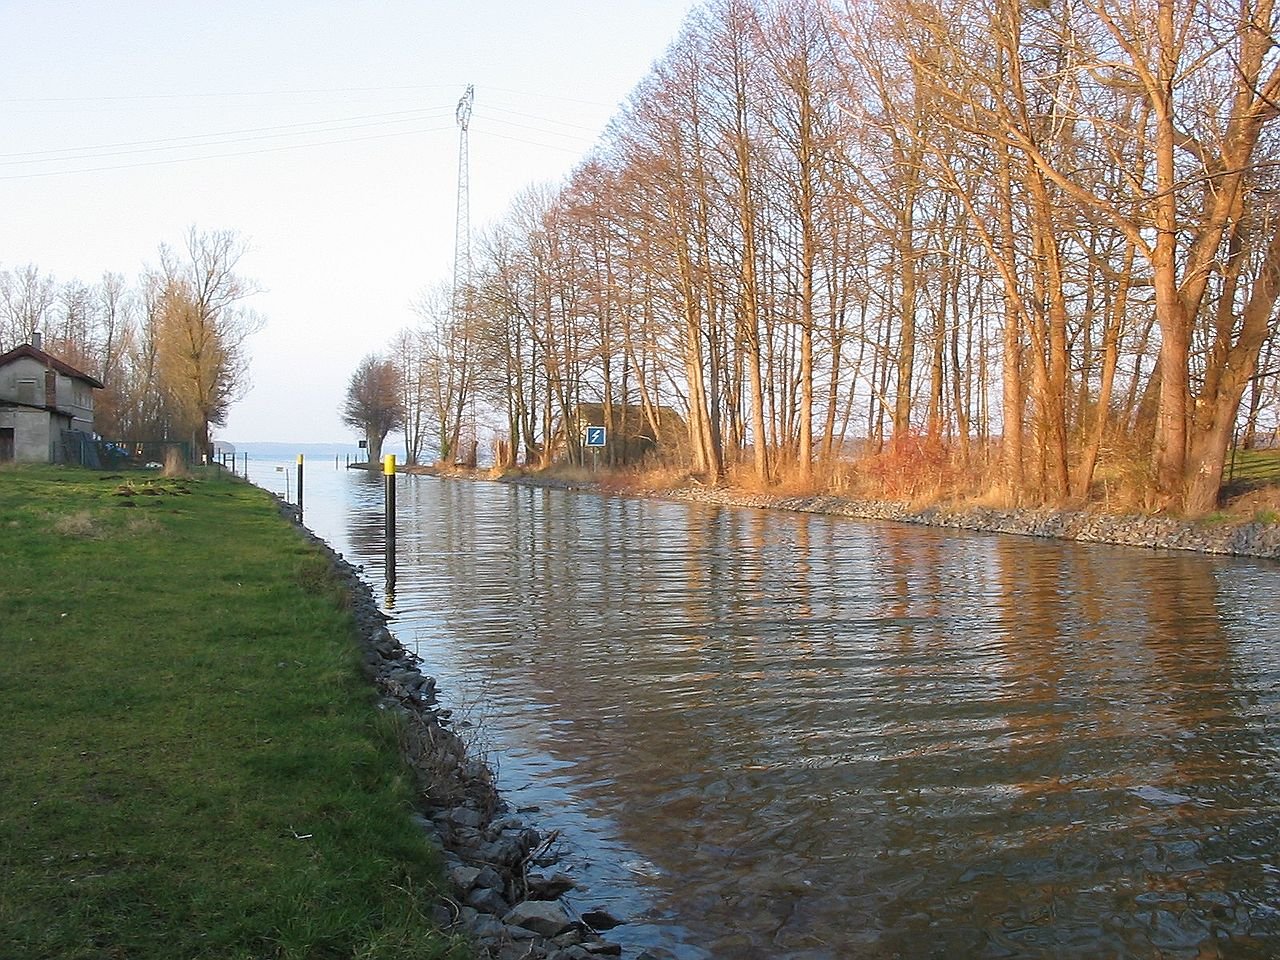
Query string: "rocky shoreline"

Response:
xmin=659 ymin=487 xmax=1280 ymax=559
xmin=277 ymin=500 xmax=625 ymax=960
xmin=504 ymin=474 xmax=1280 ymax=560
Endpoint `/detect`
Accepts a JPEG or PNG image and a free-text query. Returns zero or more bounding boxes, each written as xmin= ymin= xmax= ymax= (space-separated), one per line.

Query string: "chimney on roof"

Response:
xmin=31 ymin=330 xmax=42 ymax=351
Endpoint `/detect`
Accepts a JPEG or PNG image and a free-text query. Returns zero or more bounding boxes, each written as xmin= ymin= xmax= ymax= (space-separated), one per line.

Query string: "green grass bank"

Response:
xmin=0 ymin=466 xmax=465 ymax=960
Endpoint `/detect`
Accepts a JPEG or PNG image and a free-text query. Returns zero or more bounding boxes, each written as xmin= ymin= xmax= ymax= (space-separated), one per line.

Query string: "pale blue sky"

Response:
xmin=0 ymin=0 xmax=695 ymax=442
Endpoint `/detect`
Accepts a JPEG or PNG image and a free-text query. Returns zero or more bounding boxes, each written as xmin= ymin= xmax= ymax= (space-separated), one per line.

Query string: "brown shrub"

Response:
xmin=854 ymin=434 xmax=959 ymax=503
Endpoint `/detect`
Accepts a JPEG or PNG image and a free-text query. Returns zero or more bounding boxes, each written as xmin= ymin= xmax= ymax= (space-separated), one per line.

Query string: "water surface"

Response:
xmin=254 ymin=463 xmax=1280 ymax=958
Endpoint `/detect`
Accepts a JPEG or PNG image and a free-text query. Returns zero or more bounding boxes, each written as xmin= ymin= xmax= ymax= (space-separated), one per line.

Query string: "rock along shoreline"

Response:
xmin=500 ymin=474 xmax=1280 ymax=560
xmin=662 ymin=488 xmax=1280 ymax=559
xmin=275 ymin=497 xmax=625 ymax=960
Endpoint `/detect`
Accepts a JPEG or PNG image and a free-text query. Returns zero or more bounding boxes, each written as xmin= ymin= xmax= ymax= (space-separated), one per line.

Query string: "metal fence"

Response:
xmin=60 ymin=434 xmax=192 ymax=469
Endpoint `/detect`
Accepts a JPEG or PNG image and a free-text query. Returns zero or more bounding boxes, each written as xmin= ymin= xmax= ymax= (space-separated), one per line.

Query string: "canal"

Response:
xmin=253 ymin=461 xmax=1280 ymax=959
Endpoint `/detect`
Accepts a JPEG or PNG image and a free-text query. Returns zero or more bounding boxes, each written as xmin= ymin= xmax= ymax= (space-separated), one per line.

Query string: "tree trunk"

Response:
xmin=1183 ymin=221 xmax=1280 ymax=513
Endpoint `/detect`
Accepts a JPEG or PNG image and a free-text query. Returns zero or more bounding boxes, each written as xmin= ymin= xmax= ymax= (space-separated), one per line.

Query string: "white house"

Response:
xmin=0 ymin=333 xmax=103 ymax=463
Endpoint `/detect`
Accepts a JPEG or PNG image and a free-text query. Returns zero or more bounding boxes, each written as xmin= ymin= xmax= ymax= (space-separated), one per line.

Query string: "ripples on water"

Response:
xmin=269 ymin=466 xmax=1280 ymax=959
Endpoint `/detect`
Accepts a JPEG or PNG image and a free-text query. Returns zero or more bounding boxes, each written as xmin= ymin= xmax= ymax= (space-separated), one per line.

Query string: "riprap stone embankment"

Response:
xmin=656 ymin=487 xmax=1280 ymax=560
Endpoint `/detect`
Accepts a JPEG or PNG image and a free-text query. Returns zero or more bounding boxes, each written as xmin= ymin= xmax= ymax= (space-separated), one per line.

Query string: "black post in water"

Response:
xmin=296 ymin=454 xmax=304 ymax=518
xmin=383 ymin=454 xmax=397 ymax=593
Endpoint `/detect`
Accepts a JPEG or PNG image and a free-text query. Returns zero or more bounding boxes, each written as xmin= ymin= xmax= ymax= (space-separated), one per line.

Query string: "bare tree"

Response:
xmin=413 ymin=283 xmax=476 ymax=465
xmin=386 ymin=327 xmax=431 ymax=464
xmin=0 ymin=265 xmax=57 ymax=351
xmin=83 ymin=272 xmax=137 ymax=437
xmin=342 ymin=354 xmax=404 ymax=466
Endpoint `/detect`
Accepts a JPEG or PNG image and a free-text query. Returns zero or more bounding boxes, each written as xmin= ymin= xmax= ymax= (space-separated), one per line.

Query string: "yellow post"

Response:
xmin=296 ymin=454 xmax=304 ymax=516
xmin=383 ymin=454 xmax=397 ymax=593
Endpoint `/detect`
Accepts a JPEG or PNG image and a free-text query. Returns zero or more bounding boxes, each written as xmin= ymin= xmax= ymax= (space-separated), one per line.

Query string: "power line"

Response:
xmin=481 ymin=104 xmax=603 ymax=135
xmin=483 ymin=85 xmax=615 ymax=108
xmin=1 ymin=112 xmax=455 ymax=167
xmin=483 ymin=115 xmax=597 ymax=144
xmin=0 ymin=84 xmax=464 ymax=104
xmin=474 ymin=129 xmax=591 ymax=156
xmin=0 ymin=125 xmax=455 ymax=181
xmin=0 ymin=107 xmax=454 ymax=160
xmin=0 ymin=83 xmax=620 ymax=111
xmin=0 ymin=82 xmax=607 ymax=181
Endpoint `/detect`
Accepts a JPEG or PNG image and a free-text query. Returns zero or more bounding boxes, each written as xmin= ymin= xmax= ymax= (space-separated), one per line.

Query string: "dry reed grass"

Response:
xmin=518 ymin=436 xmax=1279 ymax=522
xmin=124 ymin=514 xmax=160 ymax=535
xmin=51 ymin=508 xmax=162 ymax=539
xmin=598 ymin=462 xmax=694 ymax=494
xmin=52 ymin=509 xmax=103 ymax=539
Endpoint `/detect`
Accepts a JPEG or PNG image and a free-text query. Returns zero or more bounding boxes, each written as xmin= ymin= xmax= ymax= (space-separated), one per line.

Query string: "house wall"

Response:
xmin=0 ymin=406 xmax=55 ymax=462
xmin=0 ymin=355 xmax=95 ymax=433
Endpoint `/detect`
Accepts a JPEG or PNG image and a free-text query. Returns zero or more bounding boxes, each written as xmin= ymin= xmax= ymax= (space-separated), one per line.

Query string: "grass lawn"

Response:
xmin=0 ymin=466 xmax=466 ymax=960
xmin=1225 ymin=447 xmax=1280 ymax=488
xmin=1222 ymin=448 xmax=1280 ymax=521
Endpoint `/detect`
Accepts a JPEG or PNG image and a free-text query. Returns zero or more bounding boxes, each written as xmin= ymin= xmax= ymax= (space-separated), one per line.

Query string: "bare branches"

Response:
xmin=342 ymin=354 xmax=404 ymax=466
xmin=374 ymin=0 xmax=1280 ymax=506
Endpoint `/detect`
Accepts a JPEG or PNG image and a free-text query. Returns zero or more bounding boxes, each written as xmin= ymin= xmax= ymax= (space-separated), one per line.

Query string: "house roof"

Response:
xmin=574 ymin=401 xmax=686 ymax=424
xmin=571 ymin=401 xmax=687 ymax=444
xmin=0 ymin=343 xmax=105 ymax=389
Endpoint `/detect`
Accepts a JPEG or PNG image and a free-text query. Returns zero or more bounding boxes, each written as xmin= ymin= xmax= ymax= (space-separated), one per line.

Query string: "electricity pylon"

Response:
xmin=453 ymin=84 xmax=477 ymax=466
xmin=453 ymin=84 xmax=474 ymax=317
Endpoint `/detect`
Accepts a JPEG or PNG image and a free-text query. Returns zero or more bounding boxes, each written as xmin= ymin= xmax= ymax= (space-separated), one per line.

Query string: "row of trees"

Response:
xmin=383 ymin=0 xmax=1279 ymax=513
xmin=343 ymin=284 xmax=483 ymax=471
xmin=0 ymin=228 xmax=262 ymax=456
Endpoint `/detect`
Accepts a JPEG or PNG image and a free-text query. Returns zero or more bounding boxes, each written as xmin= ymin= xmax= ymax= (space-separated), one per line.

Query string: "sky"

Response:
xmin=0 ymin=0 xmax=696 ymax=444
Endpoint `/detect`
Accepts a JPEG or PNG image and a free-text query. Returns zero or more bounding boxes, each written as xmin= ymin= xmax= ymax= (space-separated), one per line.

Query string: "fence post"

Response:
xmin=297 ymin=454 xmax=304 ymax=519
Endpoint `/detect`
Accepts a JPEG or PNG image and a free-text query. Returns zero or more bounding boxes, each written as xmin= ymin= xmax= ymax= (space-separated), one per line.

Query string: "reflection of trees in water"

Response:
xmin=356 ymin=481 xmax=1279 ymax=956
xmin=340 ymin=470 xmax=404 ymax=605
xmin=939 ymin=538 xmax=1279 ymax=955
xmin=343 ymin=469 xmax=390 ymax=558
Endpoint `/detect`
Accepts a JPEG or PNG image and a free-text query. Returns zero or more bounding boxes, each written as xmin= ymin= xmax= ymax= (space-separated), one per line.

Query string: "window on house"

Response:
xmin=17 ymin=379 xmax=37 ymax=404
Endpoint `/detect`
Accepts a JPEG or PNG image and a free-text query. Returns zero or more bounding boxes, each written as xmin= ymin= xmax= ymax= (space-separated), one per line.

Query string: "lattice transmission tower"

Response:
xmin=453 ymin=84 xmax=475 ymax=318
xmin=453 ymin=84 xmax=477 ymax=466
